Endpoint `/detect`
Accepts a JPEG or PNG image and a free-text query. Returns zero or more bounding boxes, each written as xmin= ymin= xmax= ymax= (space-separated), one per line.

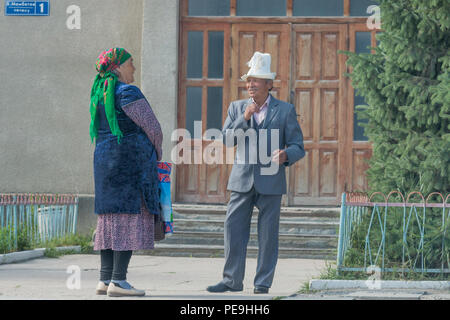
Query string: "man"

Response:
xmin=207 ymin=52 xmax=305 ymax=294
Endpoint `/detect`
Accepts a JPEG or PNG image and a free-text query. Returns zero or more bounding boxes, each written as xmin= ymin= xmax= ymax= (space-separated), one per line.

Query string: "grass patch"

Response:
xmin=297 ymin=281 xmax=312 ymax=294
xmin=42 ymin=233 xmax=94 ymax=258
xmin=0 ymin=224 xmax=36 ymax=254
xmin=44 ymin=247 xmax=79 ymax=258
xmin=43 ymin=233 xmax=94 ymax=254
xmin=0 ymin=224 xmax=94 ymax=258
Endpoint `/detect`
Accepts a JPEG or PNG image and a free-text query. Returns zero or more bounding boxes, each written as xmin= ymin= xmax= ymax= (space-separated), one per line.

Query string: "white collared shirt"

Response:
xmin=253 ymin=95 xmax=271 ymax=125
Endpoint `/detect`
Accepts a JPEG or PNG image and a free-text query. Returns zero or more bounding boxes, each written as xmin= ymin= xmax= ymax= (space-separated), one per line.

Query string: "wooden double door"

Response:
xmin=177 ymin=22 xmax=372 ymax=206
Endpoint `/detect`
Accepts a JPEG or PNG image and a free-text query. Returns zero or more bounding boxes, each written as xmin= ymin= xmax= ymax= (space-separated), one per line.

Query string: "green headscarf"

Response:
xmin=90 ymin=48 xmax=132 ymax=143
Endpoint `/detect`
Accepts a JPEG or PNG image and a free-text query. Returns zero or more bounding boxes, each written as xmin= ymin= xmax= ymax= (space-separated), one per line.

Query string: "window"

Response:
xmin=236 ymin=0 xmax=286 ymax=16
xmin=185 ymin=0 xmax=381 ymax=17
xmin=355 ymin=31 xmax=372 ymax=53
xmin=188 ymin=0 xmax=230 ymax=16
xmin=208 ymin=32 xmax=224 ymax=78
xmin=186 ymin=87 xmax=203 ymax=136
xmin=353 ymin=32 xmax=372 ymax=141
xmin=293 ymin=0 xmax=343 ymax=16
xmin=187 ymin=31 xmax=203 ymax=78
xmin=207 ymin=87 xmax=223 ymax=130
xmin=350 ymin=0 xmax=378 ymax=16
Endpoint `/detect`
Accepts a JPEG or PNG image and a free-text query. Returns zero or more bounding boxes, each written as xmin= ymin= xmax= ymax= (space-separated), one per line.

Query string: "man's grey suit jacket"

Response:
xmin=222 ymin=95 xmax=305 ymax=195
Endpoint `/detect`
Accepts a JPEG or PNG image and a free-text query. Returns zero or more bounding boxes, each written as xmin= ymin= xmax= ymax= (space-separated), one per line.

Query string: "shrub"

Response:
xmin=342 ymin=0 xmax=450 ymax=195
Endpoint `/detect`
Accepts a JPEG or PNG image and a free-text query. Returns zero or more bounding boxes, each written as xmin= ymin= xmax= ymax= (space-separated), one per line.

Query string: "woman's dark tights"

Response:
xmin=100 ymin=249 xmax=133 ymax=281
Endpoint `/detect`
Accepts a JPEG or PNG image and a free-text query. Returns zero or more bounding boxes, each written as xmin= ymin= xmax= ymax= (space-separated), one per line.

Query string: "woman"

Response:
xmin=90 ymin=48 xmax=163 ymax=297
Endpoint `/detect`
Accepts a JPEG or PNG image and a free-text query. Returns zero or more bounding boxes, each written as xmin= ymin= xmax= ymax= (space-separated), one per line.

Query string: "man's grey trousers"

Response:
xmin=222 ymin=187 xmax=282 ymax=290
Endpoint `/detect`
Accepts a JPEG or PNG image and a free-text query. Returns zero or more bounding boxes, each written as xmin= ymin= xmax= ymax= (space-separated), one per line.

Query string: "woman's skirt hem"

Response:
xmin=93 ymin=198 xmax=155 ymax=251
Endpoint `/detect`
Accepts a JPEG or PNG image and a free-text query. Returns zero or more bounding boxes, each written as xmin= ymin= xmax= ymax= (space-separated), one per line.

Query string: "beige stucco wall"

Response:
xmin=0 ymin=0 xmax=180 ymax=234
xmin=141 ymin=0 xmax=179 ymax=195
xmin=0 ymin=0 xmax=144 ymax=194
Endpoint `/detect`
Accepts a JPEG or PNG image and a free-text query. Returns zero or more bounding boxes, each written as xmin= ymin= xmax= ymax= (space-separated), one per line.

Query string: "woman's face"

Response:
xmin=116 ymin=58 xmax=136 ymax=84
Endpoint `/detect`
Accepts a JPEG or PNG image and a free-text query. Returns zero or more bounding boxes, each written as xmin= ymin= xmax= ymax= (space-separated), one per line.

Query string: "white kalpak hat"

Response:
xmin=241 ymin=51 xmax=276 ymax=81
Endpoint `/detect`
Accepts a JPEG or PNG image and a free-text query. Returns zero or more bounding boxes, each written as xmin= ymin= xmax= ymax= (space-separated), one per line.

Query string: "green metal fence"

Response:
xmin=337 ymin=192 xmax=450 ymax=275
xmin=0 ymin=194 xmax=78 ymax=253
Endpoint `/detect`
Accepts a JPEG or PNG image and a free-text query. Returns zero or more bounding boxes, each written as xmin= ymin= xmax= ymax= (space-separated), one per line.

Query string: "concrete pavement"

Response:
xmin=0 ymin=254 xmax=327 ymax=300
xmin=1 ymin=254 xmax=448 ymax=300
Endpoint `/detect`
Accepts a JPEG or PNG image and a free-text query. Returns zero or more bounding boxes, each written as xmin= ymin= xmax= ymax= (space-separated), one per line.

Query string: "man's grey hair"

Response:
xmin=265 ymin=79 xmax=274 ymax=91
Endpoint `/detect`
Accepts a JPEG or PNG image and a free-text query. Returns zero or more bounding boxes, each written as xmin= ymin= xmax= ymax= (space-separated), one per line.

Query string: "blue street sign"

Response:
xmin=5 ymin=1 xmax=50 ymax=16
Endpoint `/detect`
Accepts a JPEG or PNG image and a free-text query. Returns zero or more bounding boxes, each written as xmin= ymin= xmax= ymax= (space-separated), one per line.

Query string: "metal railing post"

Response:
xmin=337 ymin=192 xmax=347 ymax=274
xmin=72 ymin=201 xmax=78 ymax=234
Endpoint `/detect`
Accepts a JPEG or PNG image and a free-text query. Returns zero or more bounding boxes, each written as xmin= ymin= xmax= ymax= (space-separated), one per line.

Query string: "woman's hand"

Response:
xmin=156 ymin=147 xmax=162 ymax=161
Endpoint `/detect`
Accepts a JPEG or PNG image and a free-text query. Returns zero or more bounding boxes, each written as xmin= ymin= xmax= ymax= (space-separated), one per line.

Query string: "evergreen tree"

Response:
xmin=344 ymin=0 xmax=450 ymax=195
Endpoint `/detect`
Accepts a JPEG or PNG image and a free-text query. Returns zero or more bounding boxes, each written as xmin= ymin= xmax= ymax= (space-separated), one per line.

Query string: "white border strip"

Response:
xmin=0 ymin=246 xmax=81 ymax=264
xmin=309 ymin=279 xmax=450 ymax=290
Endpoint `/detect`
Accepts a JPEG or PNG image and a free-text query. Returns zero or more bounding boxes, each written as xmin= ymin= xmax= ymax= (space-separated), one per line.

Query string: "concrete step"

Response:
xmin=173 ymin=211 xmax=340 ymax=224
xmin=139 ymin=204 xmax=341 ymax=259
xmin=172 ymin=204 xmax=341 ymax=219
xmin=160 ymin=231 xmax=338 ymax=249
xmin=173 ymin=218 xmax=339 ymax=236
xmin=136 ymin=243 xmax=336 ymax=260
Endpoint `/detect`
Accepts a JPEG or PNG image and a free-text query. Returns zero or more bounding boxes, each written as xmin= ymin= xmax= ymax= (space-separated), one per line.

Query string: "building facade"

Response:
xmin=0 ymin=0 xmax=377 ymax=208
xmin=176 ymin=0 xmax=378 ymax=206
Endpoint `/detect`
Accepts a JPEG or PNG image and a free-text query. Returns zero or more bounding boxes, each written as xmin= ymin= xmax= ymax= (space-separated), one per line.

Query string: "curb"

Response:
xmin=0 ymin=246 xmax=81 ymax=265
xmin=309 ymin=279 xmax=450 ymax=291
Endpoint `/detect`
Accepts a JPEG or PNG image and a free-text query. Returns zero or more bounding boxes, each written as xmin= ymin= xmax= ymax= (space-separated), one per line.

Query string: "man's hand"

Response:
xmin=272 ymin=149 xmax=288 ymax=164
xmin=244 ymin=102 xmax=260 ymax=121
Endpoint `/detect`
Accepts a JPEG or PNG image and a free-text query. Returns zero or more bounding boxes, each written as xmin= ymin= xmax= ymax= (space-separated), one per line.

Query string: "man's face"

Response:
xmin=246 ymin=77 xmax=272 ymax=101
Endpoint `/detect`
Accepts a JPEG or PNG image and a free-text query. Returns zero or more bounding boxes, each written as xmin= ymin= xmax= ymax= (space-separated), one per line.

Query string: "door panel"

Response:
xmin=321 ymin=89 xmax=339 ymax=140
xmin=296 ymin=33 xmax=313 ymax=78
xmin=231 ymin=24 xmax=291 ymax=103
xmin=289 ymin=24 xmax=348 ymax=205
xmin=352 ymin=149 xmax=371 ymax=191
xmin=322 ymin=33 xmax=339 ymax=79
xmin=297 ymin=89 xmax=313 ymax=139
xmin=319 ymin=149 xmax=338 ymax=196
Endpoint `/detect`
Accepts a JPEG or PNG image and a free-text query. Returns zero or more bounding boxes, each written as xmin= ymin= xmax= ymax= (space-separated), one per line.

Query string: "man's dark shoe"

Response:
xmin=206 ymin=282 xmax=242 ymax=293
xmin=254 ymin=286 xmax=269 ymax=294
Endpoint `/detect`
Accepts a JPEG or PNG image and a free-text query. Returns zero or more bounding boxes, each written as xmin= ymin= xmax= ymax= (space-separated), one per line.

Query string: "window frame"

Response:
xmin=178 ymin=23 xmax=231 ymax=141
xmin=348 ymin=23 xmax=379 ymax=143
